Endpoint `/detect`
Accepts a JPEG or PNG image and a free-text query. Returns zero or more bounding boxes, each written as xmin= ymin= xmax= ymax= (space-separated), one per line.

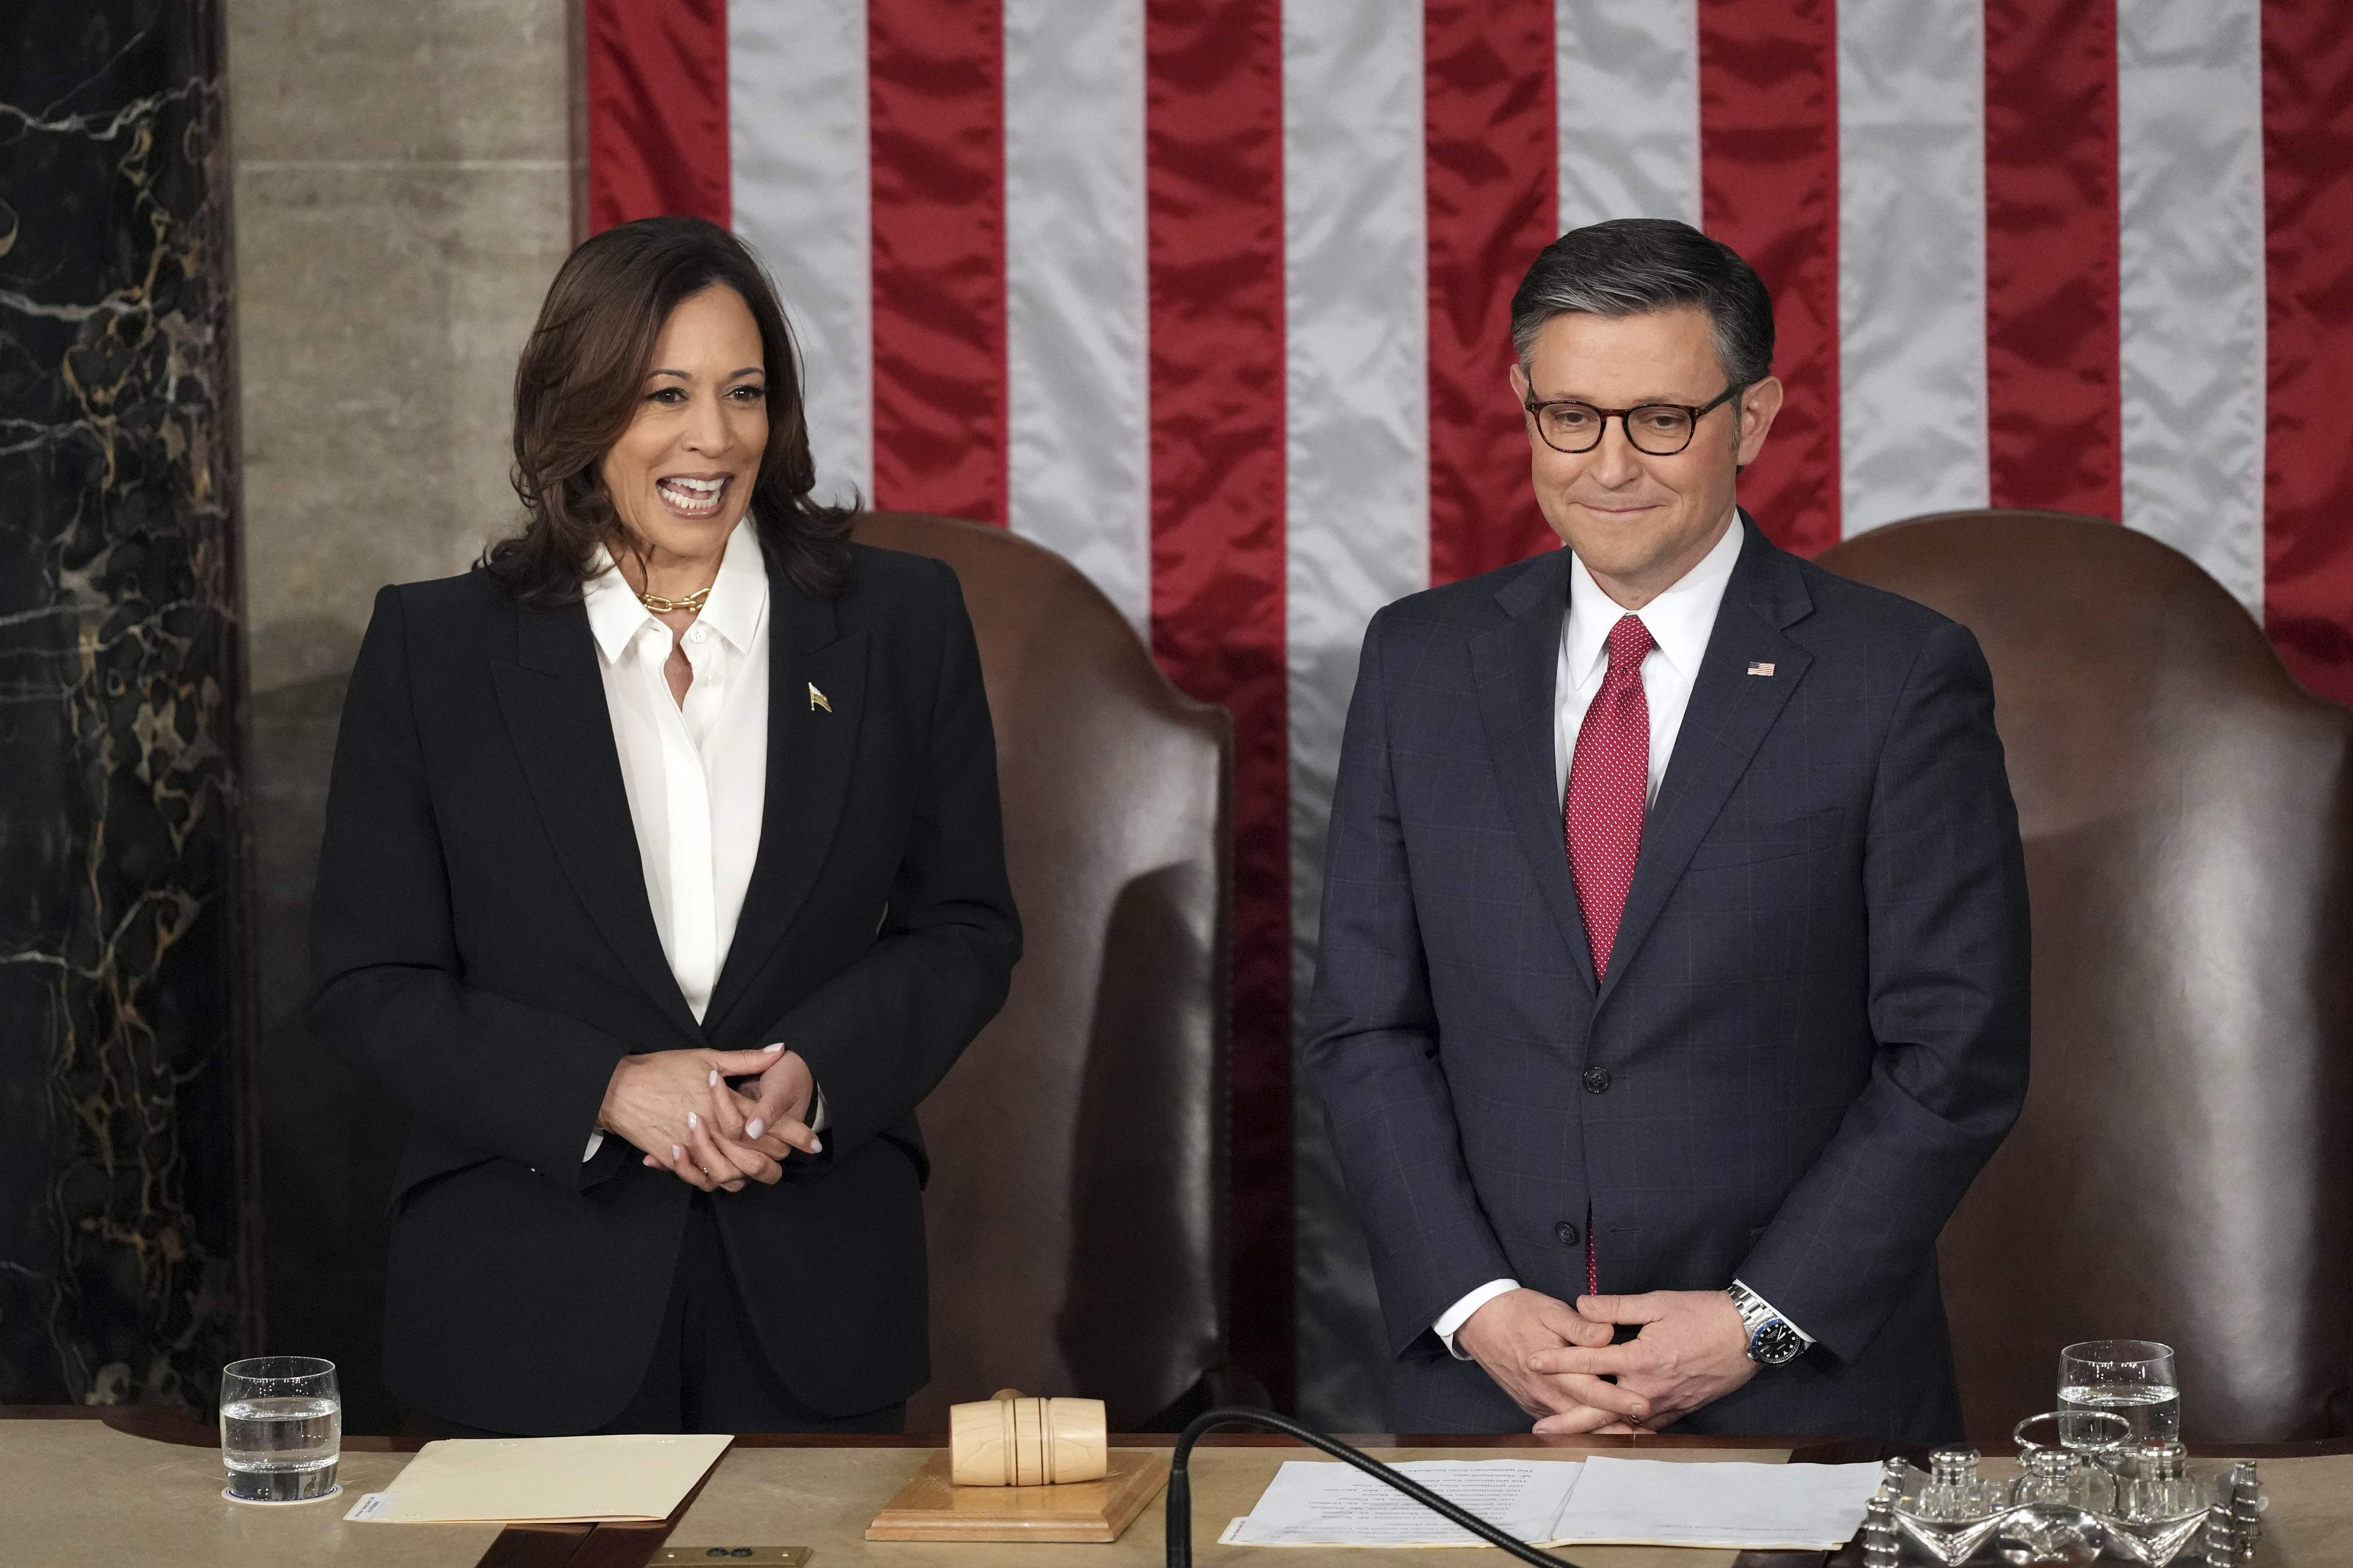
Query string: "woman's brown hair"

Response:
xmin=485 ymin=216 xmax=855 ymax=604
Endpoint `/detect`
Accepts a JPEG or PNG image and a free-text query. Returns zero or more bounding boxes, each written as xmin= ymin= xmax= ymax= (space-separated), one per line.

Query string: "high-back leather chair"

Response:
xmin=1818 ymin=510 xmax=2353 ymax=1444
xmin=852 ymin=511 xmax=1233 ymax=1432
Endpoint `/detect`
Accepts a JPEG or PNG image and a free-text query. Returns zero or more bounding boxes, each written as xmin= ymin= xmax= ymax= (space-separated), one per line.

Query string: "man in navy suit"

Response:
xmin=1307 ymin=219 xmax=2030 ymax=1442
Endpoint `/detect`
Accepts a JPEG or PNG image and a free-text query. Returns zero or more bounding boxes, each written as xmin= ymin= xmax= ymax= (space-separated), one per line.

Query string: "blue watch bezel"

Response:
xmin=1745 ymin=1315 xmax=1805 ymax=1365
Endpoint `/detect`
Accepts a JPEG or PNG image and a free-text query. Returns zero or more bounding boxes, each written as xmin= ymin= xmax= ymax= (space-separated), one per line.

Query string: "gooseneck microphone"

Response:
xmin=1165 ymin=1406 xmax=1584 ymax=1567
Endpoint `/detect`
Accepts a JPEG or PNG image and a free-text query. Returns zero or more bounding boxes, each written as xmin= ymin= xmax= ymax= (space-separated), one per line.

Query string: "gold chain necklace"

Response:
xmin=636 ymin=584 xmax=713 ymax=614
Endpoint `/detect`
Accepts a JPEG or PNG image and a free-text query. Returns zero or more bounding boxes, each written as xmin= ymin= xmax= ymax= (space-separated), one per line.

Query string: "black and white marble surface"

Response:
xmin=0 ymin=0 xmax=253 ymax=1408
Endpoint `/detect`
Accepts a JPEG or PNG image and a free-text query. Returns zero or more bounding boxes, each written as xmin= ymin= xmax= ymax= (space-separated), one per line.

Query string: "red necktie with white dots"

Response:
xmin=1566 ymin=614 xmax=1656 ymax=980
xmin=1565 ymin=614 xmax=1653 ymax=1298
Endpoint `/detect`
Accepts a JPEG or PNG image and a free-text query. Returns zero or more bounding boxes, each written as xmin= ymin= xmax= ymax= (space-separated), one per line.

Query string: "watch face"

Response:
xmin=1750 ymin=1320 xmax=1805 ymax=1365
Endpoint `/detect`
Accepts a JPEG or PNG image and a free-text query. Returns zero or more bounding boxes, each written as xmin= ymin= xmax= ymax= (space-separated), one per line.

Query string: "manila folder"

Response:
xmin=351 ymin=1433 xmax=733 ymax=1523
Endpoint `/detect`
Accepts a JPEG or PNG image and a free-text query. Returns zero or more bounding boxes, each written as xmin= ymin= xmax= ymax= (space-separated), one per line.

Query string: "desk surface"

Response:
xmin=3 ymin=1411 xmax=2346 ymax=1568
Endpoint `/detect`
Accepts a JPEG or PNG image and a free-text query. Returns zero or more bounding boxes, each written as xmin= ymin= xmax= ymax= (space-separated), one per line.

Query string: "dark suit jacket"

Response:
xmin=308 ymin=542 xmax=1020 ymax=1434
xmin=1306 ymin=514 xmax=2029 ymax=1442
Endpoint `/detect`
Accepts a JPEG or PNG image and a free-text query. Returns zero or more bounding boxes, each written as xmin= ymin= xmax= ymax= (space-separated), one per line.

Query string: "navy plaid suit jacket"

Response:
xmin=1306 ymin=513 xmax=2030 ymax=1442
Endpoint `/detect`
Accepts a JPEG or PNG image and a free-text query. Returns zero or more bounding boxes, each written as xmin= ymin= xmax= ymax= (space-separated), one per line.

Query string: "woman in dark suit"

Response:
xmin=308 ymin=216 xmax=1020 ymax=1436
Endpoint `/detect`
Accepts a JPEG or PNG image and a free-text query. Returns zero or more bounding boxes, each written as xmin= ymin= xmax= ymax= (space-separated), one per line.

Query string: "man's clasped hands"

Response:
xmin=598 ymin=1045 xmax=822 ymax=1192
xmin=1454 ymin=1286 xmax=1763 ymax=1434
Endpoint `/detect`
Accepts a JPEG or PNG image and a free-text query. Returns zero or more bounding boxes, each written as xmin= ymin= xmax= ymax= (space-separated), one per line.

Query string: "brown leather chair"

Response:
xmin=1818 ymin=510 xmax=2353 ymax=1444
xmin=851 ymin=511 xmax=1234 ymax=1432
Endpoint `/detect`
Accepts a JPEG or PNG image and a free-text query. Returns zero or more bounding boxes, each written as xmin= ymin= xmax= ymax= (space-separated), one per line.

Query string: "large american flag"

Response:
xmin=581 ymin=0 xmax=2353 ymax=1415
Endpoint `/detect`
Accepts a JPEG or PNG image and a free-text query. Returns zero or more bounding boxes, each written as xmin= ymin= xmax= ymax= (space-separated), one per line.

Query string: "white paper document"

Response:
xmin=1219 ymin=1459 xmax=1584 ymax=1547
xmin=1219 ymin=1454 xmax=1884 ymax=1550
xmin=344 ymin=1432 xmax=732 ymax=1524
xmin=1552 ymin=1457 xmax=1884 ymax=1549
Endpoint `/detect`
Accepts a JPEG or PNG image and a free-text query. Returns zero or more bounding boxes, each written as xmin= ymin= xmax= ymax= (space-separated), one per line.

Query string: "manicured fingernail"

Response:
xmin=671 ymin=1144 xmax=683 ymax=1160
xmin=708 ymin=1069 xmax=718 ymax=1086
xmin=686 ymin=1111 xmax=699 ymax=1130
xmin=809 ymin=1137 xmax=822 ymax=1154
xmin=746 ymin=1119 xmax=764 ymax=1138
xmin=763 ymin=1042 xmax=783 ymax=1052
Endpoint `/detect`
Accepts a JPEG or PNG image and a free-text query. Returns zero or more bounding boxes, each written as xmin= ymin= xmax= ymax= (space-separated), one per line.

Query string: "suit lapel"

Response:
xmin=1471 ymin=549 xmax=1599 ymax=996
xmin=492 ymin=600 xmax=703 ymax=1043
xmin=1596 ymin=515 xmax=1814 ymax=1009
xmin=702 ymin=562 xmax=870 ymax=1034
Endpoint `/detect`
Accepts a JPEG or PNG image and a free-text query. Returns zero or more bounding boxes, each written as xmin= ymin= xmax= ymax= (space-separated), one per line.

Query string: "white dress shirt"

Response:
xmin=1434 ymin=515 xmax=1812 ymax=1360
xmin=578 ymin=521 xmax=771 ymax=1159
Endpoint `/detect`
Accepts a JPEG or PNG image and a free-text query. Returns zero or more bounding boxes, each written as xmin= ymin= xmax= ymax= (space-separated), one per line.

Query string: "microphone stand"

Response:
xmin=1164 ymin=1406 xmax=1584 ymax=1567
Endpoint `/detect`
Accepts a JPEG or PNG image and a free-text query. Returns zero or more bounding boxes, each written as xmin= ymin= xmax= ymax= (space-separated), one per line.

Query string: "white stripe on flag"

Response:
xmin=1836 ymin=0 xmax=1989 ymax=535
xmin=1554 ymin=0 xmax=1700 ymax=232
xmin=1283 ymin=0 xmax=1429 ymax=1433
xmin=729 ymin=0 xmax=874 ymax=507
xmin=1283 ymin=0 xmax=1432 ymax=978
xmin=2118 ymin=0 xmax=2266 ymax=615
xmin=1005 ymin=0 xmax=1151 ymax=631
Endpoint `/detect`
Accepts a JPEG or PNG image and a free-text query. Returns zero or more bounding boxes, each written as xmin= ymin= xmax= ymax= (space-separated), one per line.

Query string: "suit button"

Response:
xmin=1554 ymin=1220 xmax=1581 ymax=1247
xmin=1581 ymin=1066 xmax=1612 ymax=1094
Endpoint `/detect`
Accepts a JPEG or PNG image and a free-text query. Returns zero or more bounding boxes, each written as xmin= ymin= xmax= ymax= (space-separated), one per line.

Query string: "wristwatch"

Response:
xmin=1727 ymin=1281 xmax=1807 ymax=1366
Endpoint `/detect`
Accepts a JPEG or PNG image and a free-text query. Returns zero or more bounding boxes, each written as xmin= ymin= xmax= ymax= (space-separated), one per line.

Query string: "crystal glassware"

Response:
xmin=2059 ymin=1339 xmax=2181 ymax=1445
xmin=1892 ymin=1450 xmax=2009 ymax=1566
xmin=2119 ymin=1439 xmax=2201 ymax=1522
xmin=218 ymin=1356 xmax=341 ymax=1504
xmin=2009 ymin=1445 xmax=2115 ymax=1513
xmin=1919 ymin=1446 xmax=1998 ymax=1521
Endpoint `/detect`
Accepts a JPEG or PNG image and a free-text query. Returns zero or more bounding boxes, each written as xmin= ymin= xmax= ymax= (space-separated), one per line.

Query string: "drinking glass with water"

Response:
xmin=2057 ymin=1339 xmax=2180 ymax=1445
xmin=219 ymin=1356 xmax=341 ymax=1503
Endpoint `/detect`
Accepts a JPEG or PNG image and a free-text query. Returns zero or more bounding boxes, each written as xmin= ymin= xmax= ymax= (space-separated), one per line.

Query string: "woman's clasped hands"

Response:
xmin=597 ymin=1043 xmax=822 ymax=1192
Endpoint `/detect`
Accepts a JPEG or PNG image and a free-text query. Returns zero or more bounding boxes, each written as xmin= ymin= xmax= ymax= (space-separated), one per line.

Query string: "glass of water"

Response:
xmin=2058 ymin=1339 xmax=2181 ymax=1446
xmin=218 ymin=1356 xmax=341 ymax=1504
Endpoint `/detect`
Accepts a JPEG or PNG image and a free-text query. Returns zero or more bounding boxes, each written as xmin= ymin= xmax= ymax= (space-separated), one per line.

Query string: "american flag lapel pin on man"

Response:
xmin=1747 ymin=662 xmax=1775 ymax=677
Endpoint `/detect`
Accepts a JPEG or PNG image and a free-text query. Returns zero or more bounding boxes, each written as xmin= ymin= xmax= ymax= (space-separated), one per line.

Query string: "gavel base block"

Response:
xmin=864 ymin=1448 xmax=1171 ymax=1542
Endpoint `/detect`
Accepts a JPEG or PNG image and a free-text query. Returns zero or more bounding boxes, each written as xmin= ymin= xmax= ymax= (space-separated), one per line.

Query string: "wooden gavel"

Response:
xmin=948 ymin=1389 xmax=1109 ymax=1487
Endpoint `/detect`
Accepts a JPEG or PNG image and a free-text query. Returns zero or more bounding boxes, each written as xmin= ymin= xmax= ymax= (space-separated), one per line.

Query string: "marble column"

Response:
xmin=0 ymin=1 xmax=256 ymax=1407
xmin=228 ymin=0 xmax=574 ymax=1433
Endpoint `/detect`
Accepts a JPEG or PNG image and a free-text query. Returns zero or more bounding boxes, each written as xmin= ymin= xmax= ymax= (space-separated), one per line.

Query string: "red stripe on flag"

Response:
xmin=868 ymin=0 xmax=1009 ymax=526
xmin=1146 ymin=0 xmax=1291 ymax=1404
xmin=1983 ymin=0 xmax=2121 ymax=523
xmin=582 ymin=0 xmax=729 ymax=233
xmin=1698 ymin=0 xmax=1840 ymax=556
xmin=2262 ymin=2 xmax=2353 ymax=705
xmin=1424 ymin=0 xmax=1559 ymax=586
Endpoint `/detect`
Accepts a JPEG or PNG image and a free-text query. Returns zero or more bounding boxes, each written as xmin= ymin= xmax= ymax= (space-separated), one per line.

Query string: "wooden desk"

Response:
xmin=4 ymin=1410 xmax=2347 ymax=1568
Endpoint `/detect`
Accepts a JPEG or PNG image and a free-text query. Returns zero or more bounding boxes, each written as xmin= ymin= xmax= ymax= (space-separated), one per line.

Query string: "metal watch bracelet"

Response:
xmin=1727 ymin=1281 xmax=1807 ymax=1366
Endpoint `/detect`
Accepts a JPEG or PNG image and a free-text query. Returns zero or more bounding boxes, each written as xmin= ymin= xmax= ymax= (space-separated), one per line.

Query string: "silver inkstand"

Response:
xmin=1870 ymin=1411 xmax=2265 ymax=1566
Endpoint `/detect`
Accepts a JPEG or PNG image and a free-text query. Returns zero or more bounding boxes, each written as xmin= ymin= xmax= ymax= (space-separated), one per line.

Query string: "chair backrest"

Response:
xmin=851 ymin=511 xmax=1233 ymax=1431
xmin=1817 ymin=510 xmax=2353 ymax=1443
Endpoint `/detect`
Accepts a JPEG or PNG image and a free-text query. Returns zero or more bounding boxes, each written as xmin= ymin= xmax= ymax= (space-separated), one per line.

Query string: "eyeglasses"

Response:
xmin=1521 ymin=382 xmax=1747 ymax=456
